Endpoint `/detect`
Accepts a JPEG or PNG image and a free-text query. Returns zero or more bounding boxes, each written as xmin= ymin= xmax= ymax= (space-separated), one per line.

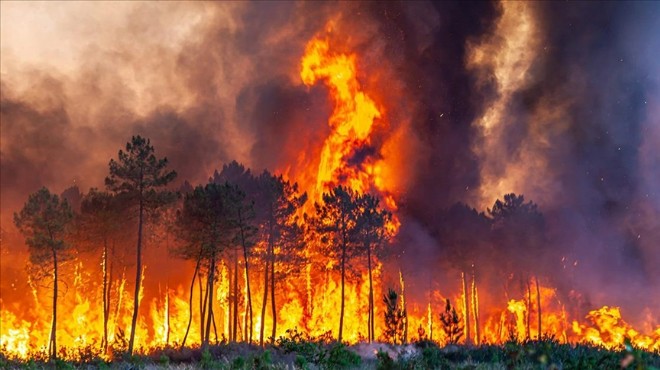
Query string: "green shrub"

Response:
xmin=323 ymin=343 xmax=360 ymax=369
xmin=376 ymin=349 xmax=395 ymax=370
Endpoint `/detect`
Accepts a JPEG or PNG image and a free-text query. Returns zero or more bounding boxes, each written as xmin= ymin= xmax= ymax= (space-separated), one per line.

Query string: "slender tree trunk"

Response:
xmin=232 ymin=248 xmax=239 ymax=342
xmin=461 ymin=271 xmax=471 ymax=345
xmin=199 ymin=269 xmax=206 ymax=343
xmin=102 ymin=238 xmax=109 ymax=352
xmin=50 ymin=247 xmax=58 ymax=360
xmin=526 ymin=277 xmax=532 ymax=340
xmin=212 ymin=310 xmax=219 ymax=344
xmin=106 ymin=255 xmax=114 ymax=352
xmin=259 ymin=258 xmax=268 ymax=346
xmin=535 ymin=275 xmax=542 ymax=339
xmin=471 ymin=267 xmax=480 ymax=345
xmin=367 ymin=243 xmax=374 ymax=343
xmin=128 ymin=198 xmax=144 ymax=355
xmin=338 ymin=242 xmax=346 ymax=343
xmin=165 ymin=285 xmax=170 ymax=345
xmin=203 ymin=255 xmax=216 ymax=350
xmin=182 ymin=251 xmax=201 ymax=348
xmin=270 ymin=250 xmax=276 ymax=343
xmin=239 ymin=213 xmax=253 ymax=343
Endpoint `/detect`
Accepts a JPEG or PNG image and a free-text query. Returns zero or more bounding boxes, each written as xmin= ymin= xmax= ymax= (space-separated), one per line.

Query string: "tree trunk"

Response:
xmin=535 ymin=275 xmax=542 ymax=339
xmin=270 ymin=250 xmax=276 ymax=343
xmin=239 ymin=211 xmax=253 ymax=343
xmin=199 ymin=269 xmax=206 ymax=343
xmin=165 ymin=285 xmax=170 ymax=345
xmin=471 ymin=267 xmax=480 ymax=345
xmin=128 ymin=198 xmax=144 ymax=355
xmin=259 ymin=259 xmax=268 ymax=346
xmin=182 ymin=252 xmax=201 ymax=348
xmin=338 ymin=242 xmax=346 ymax=343
xmin=50 ymin=247 xmax=58 ymax=360
xmin=203 ymin=255 xmax=216 ymax=350
xmin=526 ymin=277 xmax=532 ymax=340
xmin=233 ymin=248 xmax=239 ymax=342
xmin=367 ymin=243 xmax=374 ymax=343
xmin=102 ymin=238 xmax=109 ymax=352
xmin=461 ymin=271 xmax=471 ymax=345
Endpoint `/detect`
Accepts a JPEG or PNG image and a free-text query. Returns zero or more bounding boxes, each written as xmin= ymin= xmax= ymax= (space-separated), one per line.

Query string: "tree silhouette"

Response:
xmin=440 ymin=298 xmax=463 ymax=345
xmin=488 ymin=193 xmax=546 ymax=339
xmin=255 ymin=171 xmax=306 ymax=345
xmin=105 ymin=135 xmax=177 ymax=354
xmin=435 ymin=202 xmax=491 ymax=344
xmin=78 ymin=189 xmax=125 ymax=352
xmin=355 ymin=193 xmax=391 ymax=342
xmin=382 ymin=288 xmax=406 ymax=344
xmin=175 ymin=182 xmax=236 ymax=349
xmin=313 ymin=186 xmax=361 ymax=342
xmin=14 ymin=187 xmax=74 ymax=360
xmin=213 ymin=161 xmax=258 ymax=343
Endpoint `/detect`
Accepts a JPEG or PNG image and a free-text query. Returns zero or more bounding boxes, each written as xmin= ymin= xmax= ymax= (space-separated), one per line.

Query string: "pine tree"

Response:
xmin=14 ymin=187 xmax=74 ymax=359
xmin=105 ymin=136 xmax=176 ymax=354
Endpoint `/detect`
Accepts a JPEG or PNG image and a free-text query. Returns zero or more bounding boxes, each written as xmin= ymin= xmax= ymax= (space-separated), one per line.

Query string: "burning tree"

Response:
xmin=13 ymin=187 xmax=74 ymax=360
xmin=436 ymin=203 xmax=491 ymax=344
xmin=489 ymin=193 xmax=546 ymax=340
xmin=174 ymin=182 xmax=239 ymax=349
xmin=355 ymin=193 xmax=392 ymax=343
xmin=77 ymin=189 xmax=126 ymax=352
xmin=312 ymin=186 xmax=362 ymax=343
xmin=255 ymin=171 xmax=307 ymax=346
xmin=105 ymin=136 xmax=177 ymax=355
xmin=383 ymin=288 xmax=406 ymax=344
xmin=213 ymin=162 xmax=258 ymax=343
xmin=440 ymin=299 xmax=464 ymax=345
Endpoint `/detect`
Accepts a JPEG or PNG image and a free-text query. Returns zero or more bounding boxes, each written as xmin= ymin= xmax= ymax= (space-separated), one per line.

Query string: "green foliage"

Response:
xmin=376 ymin=350 xmax=395 ymax=370
xmin=14 ymin=187 xmax=74 ymax=268
xmin=200 ymin=349 xmax=219 ymax=369
xmin=275 ymin=329 xmax=360 ymax=369
xmin=105 ymin=135 xmax=177 ymax=202
xmin=440 ymin=299 xmax=464 ymax=345
xmin=325 ymin=343 xmax=361 ymax=368
xmin=158 ymin=353 xmax=170 ymax=366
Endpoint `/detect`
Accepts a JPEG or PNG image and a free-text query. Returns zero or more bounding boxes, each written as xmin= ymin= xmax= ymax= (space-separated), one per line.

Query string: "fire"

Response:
xmin=300 ymin=36 xmax=389 ymax=203
xmin=1 ymin=23 xmax=659 ymax=362
xmin=571 ymin=307 xmax=660 ymax=351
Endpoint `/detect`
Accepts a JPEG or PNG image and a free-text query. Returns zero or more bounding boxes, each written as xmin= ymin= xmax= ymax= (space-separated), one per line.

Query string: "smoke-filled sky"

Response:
xmin=2 ymin=1 xmax=659 ymax=319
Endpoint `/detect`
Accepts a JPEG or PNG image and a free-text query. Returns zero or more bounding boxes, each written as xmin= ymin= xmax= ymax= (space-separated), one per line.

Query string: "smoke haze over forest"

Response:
xmin=2 ymin=1 xmax=659 ymax=334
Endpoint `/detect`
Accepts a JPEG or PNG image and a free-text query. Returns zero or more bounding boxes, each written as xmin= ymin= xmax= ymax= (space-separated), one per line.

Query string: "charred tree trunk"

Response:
xmin=270 ymin=250 xmax=276 ymax=343
xmin=535 ymin=275 xmax=542 ymax=339
xmin=232 ymin=248 xmax=239 ymax=342
xmin=101 ymin=238 xmax=110 ymax=352
xmin=182 ymin=251 xmax=201 ymax=348
xmin=199 ymin=269 xmax=206 ymax=343
xmin=239 ymin=210 xmax=253 ymax=343
xmin=259 ymin=258 xmax=268 ymax=346
xmin=471 ymin=267 xmax=480 ymax=345
xmin=367 ymin=243 xmax=374 ymax=343
xmin=461 ymin=271 xmax=471 ymax=345
xmin=203 ymin=254 xmax=216 ymax=350
xmin=50 ymin=246 xmax=58 ymax=360
xmin=526 ymin=277 xmax=532 ymax=340
xmin=128 ymin=196 xmax=144 ymax=355
xmin=338 ymin=241 xmax=346 ymax=343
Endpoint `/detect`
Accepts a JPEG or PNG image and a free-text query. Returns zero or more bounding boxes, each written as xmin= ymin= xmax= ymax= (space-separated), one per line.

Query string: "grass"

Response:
xmin=1 ymin=335 xmax=659 ymax=369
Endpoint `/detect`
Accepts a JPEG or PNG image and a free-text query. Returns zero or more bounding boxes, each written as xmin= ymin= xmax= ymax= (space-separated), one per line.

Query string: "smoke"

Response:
xmin=2 ymin=1 xmax=659 ymax=323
